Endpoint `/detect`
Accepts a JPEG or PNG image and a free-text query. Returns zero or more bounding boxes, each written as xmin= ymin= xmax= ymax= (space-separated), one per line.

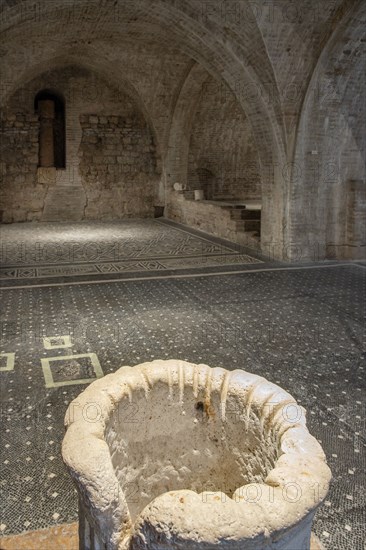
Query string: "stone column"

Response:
xmin=346 ymin=179 xmax=366 ymax=259
xmin=38 ymin=99 xmax=55 ymax=167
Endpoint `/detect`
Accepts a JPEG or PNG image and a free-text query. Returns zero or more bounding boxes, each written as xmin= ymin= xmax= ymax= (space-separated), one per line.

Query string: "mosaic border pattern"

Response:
xmin=0 ymin=254 xmax=262 ymax=280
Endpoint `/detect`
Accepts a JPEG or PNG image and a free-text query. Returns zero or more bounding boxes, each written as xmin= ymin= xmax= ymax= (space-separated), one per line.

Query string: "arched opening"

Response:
xmin=35 ymin=90 xmax=65 ymax=169
xmin=290 ymin=1 xmax=366 ymax=260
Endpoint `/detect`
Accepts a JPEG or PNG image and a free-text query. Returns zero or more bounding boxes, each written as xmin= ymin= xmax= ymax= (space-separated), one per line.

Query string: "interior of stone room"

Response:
xmin=0 ymin=1 xmax=365 ymax=549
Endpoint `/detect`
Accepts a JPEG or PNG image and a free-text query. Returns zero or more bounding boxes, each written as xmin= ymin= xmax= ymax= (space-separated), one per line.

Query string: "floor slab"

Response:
xmin=0 ymin=221 xmax=365 ymax=550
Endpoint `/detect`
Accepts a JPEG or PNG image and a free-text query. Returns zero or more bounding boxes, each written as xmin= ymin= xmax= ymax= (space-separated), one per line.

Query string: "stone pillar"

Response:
xmin=38 ymin=99 xmax=55 ymax=167
xmin=346 ymin=180 xmax=366 ymax=259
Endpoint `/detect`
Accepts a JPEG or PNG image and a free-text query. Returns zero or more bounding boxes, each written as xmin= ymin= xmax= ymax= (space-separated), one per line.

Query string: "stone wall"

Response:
xmin=79 ymin=113 xmax=157 ymax=219
xmin=0 ymin=112 xmax=44 ymax=222
xmin=168 ymin=191 xmax=261 ymax=252
xmin=290 ymin=2 xmax=366 ymax=261
xmin=187 ymin=77 xmax=261 ymax=200
xmin=0 ymin=0 xmax=365 ymax=259
xmin=345 ymin=180 xmax=366 ymax=260
xmin=0 ymin=65 xmax=161 ymax=223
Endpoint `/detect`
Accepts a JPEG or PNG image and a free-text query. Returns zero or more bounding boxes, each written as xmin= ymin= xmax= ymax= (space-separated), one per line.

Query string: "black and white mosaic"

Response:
xmin=0 ymin=219 xmax=262 ymax=283
xmin=0 ymin=253 xmax=263 ymax=281
xmin=0 ymin=224 xmax=365 ymax=549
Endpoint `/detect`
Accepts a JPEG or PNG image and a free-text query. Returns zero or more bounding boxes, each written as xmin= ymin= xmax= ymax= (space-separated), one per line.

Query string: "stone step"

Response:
xmin=245 ymin=230 xmax=260 ymax=238
xmin=233 ymin=219 xmax=261 ymax=232
xmin=212 ymin=194 xmax=237 ymax=200
xmin=230 ymin=209 xmax=261 ymax=220
xmin=236 ymin=230 xmax=261 ymax=247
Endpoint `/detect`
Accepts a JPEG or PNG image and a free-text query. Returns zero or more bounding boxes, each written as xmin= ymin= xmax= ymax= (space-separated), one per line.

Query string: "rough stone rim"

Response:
xmin=62 ymin=359 xmax=332 ymax=547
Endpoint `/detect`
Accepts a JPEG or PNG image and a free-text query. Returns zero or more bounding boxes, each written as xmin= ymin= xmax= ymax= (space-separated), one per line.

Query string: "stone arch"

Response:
xmin=165 ymin=63 xmax=210 ymax=191
xmin=1 ymin=0 xmax=288 ymax=252
xmin=1 ymin=63 xmax=163 ymax=222
xmin=2 ymin=53 xmax=163 ymax=167
xmin=165 ymin=61 xmax=284 ymax=255
xmin=290 ymin=0 xmax=366 ymax=260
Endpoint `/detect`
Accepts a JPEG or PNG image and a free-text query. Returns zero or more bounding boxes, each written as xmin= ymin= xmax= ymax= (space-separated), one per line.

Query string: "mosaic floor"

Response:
xmin=0 ymin=220 xmax=365 ymax=550
xmin=0 ymin=219 xmax=262 ymax=283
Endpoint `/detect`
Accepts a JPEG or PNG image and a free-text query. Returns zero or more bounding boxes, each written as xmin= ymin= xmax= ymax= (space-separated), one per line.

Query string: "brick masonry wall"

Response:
xmin=187 ymin=76 xmax=261 ymax=200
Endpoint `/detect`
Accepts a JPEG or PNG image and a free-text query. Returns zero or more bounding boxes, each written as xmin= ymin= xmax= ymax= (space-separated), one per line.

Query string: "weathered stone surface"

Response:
xmin=42 ymin=186 xmax=87 ymax=222
xmin=187 ymin=76 xmax=261 ymax=201
xmin=62 ymin=360 xmax=331 ymax=549
xmin=167 ymin=191 xmax=261 ymax=250
xmin=37 ymin=167 xmax=56 ymax=185
xmin=0 ymin=0 xmax=364 ymax=259
xmin=0 ymin=66 xmax=161 ymax=223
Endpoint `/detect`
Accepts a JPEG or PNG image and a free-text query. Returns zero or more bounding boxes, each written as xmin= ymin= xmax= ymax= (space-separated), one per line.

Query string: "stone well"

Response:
xmin=62 ymin=360 xmax=331 ymax=549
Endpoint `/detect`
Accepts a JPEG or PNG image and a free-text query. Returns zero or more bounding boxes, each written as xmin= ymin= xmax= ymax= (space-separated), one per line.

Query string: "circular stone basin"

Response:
xmin=62 ymin=360 xmax=331 ymax=549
